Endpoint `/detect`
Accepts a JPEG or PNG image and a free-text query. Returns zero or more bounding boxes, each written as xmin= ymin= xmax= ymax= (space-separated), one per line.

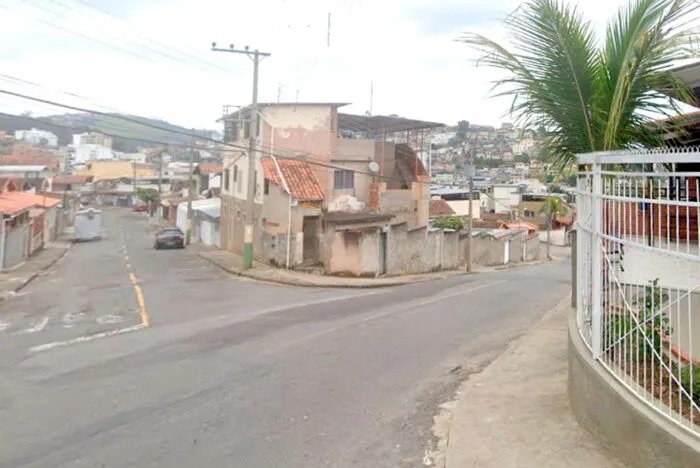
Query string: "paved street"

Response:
xmin=0 ymin=208 xmax=571 ymax=467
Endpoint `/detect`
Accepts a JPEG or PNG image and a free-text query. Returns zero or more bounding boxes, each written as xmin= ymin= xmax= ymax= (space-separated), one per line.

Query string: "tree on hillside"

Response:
xmin=459 ymin=0 xmax=698 ymax=169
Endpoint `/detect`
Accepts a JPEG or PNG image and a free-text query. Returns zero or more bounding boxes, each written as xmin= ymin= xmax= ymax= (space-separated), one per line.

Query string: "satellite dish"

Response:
xmin=368 ymin=161 xmax=380 ymax=173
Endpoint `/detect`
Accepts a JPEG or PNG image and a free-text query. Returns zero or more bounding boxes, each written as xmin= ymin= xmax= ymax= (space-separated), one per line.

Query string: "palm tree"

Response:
xmin=459 ymin=0 xmax=698 ymax=168
xmin=540 ymin=196 xmax=569 ymax=260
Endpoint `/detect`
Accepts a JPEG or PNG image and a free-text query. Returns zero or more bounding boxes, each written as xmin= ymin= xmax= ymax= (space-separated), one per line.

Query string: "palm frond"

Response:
xmin=459 ymin=0 xmax=700 ymax=171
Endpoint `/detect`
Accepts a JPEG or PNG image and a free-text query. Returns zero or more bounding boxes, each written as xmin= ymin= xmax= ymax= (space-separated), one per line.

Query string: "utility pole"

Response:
xmin=157 ymin=148 xmax=164 ymax=194
xmin=186 ymin=138 xmax=195 ymax=245
xmin=211 ymin=42 xmax=271 ymax=269
xmin=466 ymin=144 xmax=474 ymax=273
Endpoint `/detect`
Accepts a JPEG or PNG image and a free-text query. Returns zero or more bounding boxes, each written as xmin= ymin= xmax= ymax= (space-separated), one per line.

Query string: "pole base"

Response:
xmin=242 ymin=242 xmax=254 ymax=269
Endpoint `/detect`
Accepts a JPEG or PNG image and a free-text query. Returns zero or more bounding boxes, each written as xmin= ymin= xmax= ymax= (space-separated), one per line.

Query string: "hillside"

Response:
xmin=0 ymin=113 xmax=219 ymax=152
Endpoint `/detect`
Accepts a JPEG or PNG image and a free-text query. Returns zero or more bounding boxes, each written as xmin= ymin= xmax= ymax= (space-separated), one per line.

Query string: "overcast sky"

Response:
xmin=0 ymin=0 xmax=696 ymax=130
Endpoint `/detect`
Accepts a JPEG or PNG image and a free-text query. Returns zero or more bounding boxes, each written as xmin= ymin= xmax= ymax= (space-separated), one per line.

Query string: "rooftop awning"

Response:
xmin=338 ymin=114 xmax=445 ymax=134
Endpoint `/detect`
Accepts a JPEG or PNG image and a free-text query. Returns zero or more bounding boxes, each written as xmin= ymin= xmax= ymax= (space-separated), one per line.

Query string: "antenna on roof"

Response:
xmin=369 ymin=80 xmax=373 ymax=116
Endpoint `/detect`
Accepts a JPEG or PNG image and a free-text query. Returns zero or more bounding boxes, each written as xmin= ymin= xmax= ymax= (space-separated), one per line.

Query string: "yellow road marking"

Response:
xmin=128 ymin=272 xmax=150 ymax=327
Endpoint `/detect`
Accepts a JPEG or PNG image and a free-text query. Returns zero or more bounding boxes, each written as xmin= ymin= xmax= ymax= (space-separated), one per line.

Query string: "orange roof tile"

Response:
xmin=261 ymin=158 xmax=324 ymax=201
xmin=0 ymin=193 xmax=38 ymax=215
xmin=53 ymin=175 xmax=93 ymax=185
xmin=0 ymin=191 xmax=61 ymax=215
xmin=429 ymin=198 xmax=455 ymax=217
xmin=503 ymin=221 xmax=539 ymax=232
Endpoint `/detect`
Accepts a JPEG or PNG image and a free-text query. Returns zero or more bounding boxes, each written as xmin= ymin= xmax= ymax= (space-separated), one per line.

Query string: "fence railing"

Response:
xmin=576 ymin=148 xmax=700 ymax=437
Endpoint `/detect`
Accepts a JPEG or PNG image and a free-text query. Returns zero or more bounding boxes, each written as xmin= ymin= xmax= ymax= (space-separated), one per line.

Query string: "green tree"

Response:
xmin=460 ymin=0 xmax=698 ymax=169
xmin=135 ymin=188 xmax=160 ymax=216
xmin=540 ymin=196 xmax=568 ymax=260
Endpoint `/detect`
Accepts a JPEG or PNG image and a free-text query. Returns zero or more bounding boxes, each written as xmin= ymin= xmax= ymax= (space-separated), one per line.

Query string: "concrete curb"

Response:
xmin=3 ymin=243 xmax=72 ymax=298
xmin=195 ymin=252 xmax=468 ymax=288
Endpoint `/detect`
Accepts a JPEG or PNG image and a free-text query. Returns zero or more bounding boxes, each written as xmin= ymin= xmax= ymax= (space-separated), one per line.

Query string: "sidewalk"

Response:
xmin=189 ymin=245 xmax=468 ymax=288
xmin=444 ymin=297 xmax=627 ymax=468
xmin=0 ymin=240 xmax=72 ymax=301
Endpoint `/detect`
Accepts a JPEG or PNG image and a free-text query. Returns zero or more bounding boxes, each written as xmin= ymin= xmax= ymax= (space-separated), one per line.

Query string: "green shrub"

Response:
xmin=680 ymin=366 xmax=700 ymax=405
xmin=605 ymin=279 xmax=670 ymax=359
xmin=432 ymin=216 xmax=464 ymax=230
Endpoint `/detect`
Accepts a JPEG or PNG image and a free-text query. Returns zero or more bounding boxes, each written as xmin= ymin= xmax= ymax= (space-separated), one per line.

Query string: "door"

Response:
xmin=302 ymin=216 xmax=320 ymax=263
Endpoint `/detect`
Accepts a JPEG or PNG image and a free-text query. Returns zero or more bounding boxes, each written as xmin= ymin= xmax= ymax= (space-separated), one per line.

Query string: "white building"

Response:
xmin=14 ymin=128 xmax=58 ymax=147
xmin=73 ymin=132 xmax=114 ymax=163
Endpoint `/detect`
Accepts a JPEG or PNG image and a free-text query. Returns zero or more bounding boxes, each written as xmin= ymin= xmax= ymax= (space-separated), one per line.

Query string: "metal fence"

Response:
xmin=576 ymin=148 xmax=700 ymax=436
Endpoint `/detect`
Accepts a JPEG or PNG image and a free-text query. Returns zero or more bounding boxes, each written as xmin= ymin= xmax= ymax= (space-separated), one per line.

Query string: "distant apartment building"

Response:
xmin=73 ymin=132 xmax=114 ymax=163
xmin=14 ymin=128 xmax=58 ymax=147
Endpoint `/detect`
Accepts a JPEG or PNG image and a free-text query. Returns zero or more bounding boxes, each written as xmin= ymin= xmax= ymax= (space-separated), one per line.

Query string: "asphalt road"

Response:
xmin=0 ymin=208 xmax=571 ymax=467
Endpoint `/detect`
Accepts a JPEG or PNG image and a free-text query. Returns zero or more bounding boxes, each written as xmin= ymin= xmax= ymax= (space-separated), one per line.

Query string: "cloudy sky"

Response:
xmin=0 ymin=0 xmax=695 ymax=130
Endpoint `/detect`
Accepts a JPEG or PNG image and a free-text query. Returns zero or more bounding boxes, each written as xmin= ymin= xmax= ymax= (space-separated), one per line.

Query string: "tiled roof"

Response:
xmin=0 ymin=192 xmax=48 ymax=216
xmin=14 ymin=191 xmax=61 ymax=208
xmin=198 ymin=163 xmax=223 ymax=174
xmin=53 ymin=175 xmax=93 ymax=185
xmin=503 ymin=221 xmax=539 ymax=232
xmin=261 ymin=158 xmax=324 ymax=201
xmin=429 ymin=198 xmax=455 ymax=217
xmin=0 ymin=154 xmax=60 ymax=169
xmin=555 ymin=214 xmax=574 ymax=225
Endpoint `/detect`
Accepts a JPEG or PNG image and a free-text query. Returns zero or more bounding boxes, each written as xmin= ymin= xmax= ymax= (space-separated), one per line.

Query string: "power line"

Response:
xmin=71 ymin=0 xmax=239 ymax=74
xmin=14 ymin=0 xmax=241 ymax=75
xmin=0 ymin=89 xmax=487 ymax=193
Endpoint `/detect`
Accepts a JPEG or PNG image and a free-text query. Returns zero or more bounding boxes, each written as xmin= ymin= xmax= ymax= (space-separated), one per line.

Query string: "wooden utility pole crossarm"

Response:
xmin=211 ymin=42 xmax=271 ymax=270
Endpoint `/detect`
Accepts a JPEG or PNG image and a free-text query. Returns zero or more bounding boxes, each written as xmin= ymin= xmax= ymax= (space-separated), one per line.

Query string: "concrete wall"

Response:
xmin=323 ymin=229 xmax=381 ymax=276
xmin=43 ymin=206 xmax=57 ymax=242
xmin=510 ymin=236 xmax=524 ymax=263
xmin=387 ymin=225 xmax=443 ymax=275
xmin=261 ymin=231 xmax=303 ymax=268
xmin=523 ymin=234 xmax=541 ymax=262
xmin=441 ymin=230 xmax=461 ymax=269
xmin=568 ymin=308 xmax=700 ymax=467
xmin=336 ymin=139 xmax=374 ymax=162
xmin=619 ymin=238 xmax=700 ymax=292
xmin=539 ymin=227 xmax=568 ymax=246
xmin=470 ymin=236 xmax=507 ymax=266
xmin=380 ymin=190 xmax=413 ymax=215
xmin=4 ymin=224 xmax=28 ymax=269
xmin=262 ymin=183 xmax=304 ymax=234
xmin=260 ymin=105 xmax=336 ymax=200
xmin=667 ymin=291 xmax=700 ymax=363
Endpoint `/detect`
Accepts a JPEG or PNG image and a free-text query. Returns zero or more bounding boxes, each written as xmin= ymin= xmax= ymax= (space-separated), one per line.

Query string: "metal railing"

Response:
xmin=576 ymin=148 xmax=700 ymax=437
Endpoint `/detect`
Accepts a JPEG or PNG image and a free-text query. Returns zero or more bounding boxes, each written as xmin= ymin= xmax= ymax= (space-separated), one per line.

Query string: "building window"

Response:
xmin=233 ymin=166 xmax=238 ymax=182
xmin=264 ymin=179 xmax=270 ymax=195
xmin=334 ymin=170 xmax=354 ymax=190
xmin=224 ymin=169 xmax=230 ymax=191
